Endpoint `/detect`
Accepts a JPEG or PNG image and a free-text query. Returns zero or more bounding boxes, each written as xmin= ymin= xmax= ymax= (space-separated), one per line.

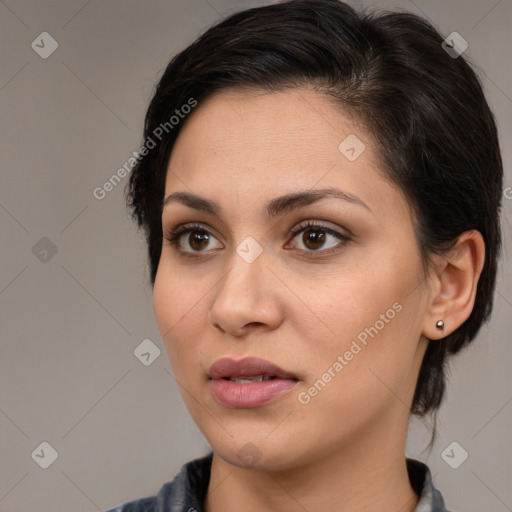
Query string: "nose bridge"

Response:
xmin=208 ymin=238 xmax=280 ymax=333
xmin=218 ymin=239 xmax=267 ymax=303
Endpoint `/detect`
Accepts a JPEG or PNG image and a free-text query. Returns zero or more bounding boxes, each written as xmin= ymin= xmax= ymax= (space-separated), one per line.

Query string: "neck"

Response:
xmin=203 ymin=410 xmax=419 ymax=512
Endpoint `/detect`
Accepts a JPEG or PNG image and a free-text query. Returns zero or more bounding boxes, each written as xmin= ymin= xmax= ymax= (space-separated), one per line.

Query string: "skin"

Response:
xmin=153 ymin=87 xmax=485 ymax=512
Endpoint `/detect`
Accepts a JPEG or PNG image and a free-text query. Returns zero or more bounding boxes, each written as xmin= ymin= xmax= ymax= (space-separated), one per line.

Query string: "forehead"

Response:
xmin=170 ymin=88 xmax=361 ymax=168
xmin=164 ymin=87 xmax=406 ymax=221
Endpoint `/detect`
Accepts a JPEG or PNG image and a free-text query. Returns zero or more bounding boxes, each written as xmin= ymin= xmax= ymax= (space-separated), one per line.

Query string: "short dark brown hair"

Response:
xmin=126 ymin=0 xmax=503 ymax=418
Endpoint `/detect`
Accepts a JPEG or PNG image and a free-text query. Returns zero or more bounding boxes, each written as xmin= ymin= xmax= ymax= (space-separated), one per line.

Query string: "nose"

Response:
xmin=207 ymin=247 xmax=284 ymax=337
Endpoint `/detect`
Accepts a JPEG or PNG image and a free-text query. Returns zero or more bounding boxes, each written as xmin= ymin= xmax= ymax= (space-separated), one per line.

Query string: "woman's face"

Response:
xmin=153 ymin=88 xmax=430 ymax=470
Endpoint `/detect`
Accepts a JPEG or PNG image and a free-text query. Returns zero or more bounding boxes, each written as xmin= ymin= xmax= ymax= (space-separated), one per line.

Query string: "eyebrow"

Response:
xmin=163 ymin=187 xmax=372 ymax=218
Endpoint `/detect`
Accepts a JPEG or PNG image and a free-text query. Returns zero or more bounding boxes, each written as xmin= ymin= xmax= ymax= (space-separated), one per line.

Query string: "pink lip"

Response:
xmin=208 ymin=357 xmax=299 ymax=408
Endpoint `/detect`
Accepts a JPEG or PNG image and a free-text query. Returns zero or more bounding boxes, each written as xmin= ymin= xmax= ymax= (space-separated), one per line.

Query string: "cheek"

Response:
xmin=153 ymin=270 xmax=220 ymax=436
xmin=153 ymin=267 xmax=207 ymax=372
xmin=302 ymin=248 xmax=423 ymax=397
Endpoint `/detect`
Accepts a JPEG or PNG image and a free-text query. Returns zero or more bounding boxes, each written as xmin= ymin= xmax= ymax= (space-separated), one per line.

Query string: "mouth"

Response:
xmin=223 ymin=375 xmax=277 ymax=383
xmin=208 ymin=356 xmax=299 ymax=408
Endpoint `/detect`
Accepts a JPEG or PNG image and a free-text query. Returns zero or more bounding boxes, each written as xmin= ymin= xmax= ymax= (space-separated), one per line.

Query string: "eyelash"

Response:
xmin=163 ymin=220 xmax=350 ymax=258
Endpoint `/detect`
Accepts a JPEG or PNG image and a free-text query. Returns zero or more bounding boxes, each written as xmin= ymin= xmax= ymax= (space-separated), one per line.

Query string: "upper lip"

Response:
xmin=208 ymin=357 xmax=298 ymax=380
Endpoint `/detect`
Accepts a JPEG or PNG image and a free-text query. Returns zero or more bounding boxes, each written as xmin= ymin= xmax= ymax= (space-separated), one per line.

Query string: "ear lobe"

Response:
xmin=422 ymin=230 xmax=485 ymax=340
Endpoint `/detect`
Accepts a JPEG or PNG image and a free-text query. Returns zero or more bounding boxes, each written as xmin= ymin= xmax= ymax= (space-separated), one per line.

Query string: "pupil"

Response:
xmin=190 ymin=230 xmax=209 ymax=251
xmin=304 ymin=229 xmax=325 ymax=250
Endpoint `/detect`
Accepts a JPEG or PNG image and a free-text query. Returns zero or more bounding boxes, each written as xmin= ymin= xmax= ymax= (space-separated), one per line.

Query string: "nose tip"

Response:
xmin=210 ymin=319 xmax=265 ymax=337
xmin=207 ymin=254 xmax=283 ymax=336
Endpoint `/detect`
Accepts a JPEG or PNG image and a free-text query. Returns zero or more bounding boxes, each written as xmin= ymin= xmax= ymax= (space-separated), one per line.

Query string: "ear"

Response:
xmin=422 ymin=230 xmax=486 ymax=340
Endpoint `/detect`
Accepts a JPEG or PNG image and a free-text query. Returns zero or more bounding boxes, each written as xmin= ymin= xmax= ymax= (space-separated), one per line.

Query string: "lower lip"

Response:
xmin=210 ymin=378 xmax=298 ymax=408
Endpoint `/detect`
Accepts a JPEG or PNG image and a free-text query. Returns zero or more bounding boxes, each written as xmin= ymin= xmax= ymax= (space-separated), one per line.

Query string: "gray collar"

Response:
xmin=106 ymin=453 xmax=451 ymax=512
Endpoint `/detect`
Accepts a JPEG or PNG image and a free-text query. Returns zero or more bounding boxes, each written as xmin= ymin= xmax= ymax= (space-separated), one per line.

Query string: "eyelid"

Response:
xmin=287 ymin=219 xmax=350 ymax=238
xmin=285 ymin=220 xmax=350 ymax=255
xmin=164 ymin=222 xmax=223 ymax=248
xmin=164 ymin=219 xmax=351 ymax=256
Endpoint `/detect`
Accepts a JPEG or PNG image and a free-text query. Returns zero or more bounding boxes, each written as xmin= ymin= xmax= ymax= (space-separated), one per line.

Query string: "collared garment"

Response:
xmin=105 ymin=453 xmax=450 ymax=512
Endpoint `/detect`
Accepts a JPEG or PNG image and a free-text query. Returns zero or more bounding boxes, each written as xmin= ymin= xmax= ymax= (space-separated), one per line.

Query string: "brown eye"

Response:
xmin=288 ymin=221 xmax=350 ymax=256
xmin=188 ymin=230 xmax=210 ymax=251
xmin=165 ymin=224 xmax=222 ymax=254
xmin=302 ymin=228 xmax=326 ymax=250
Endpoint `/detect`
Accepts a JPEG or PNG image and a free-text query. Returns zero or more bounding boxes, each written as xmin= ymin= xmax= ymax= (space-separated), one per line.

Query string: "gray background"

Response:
xmin=0 ymin=0 xmax=510 ymax=511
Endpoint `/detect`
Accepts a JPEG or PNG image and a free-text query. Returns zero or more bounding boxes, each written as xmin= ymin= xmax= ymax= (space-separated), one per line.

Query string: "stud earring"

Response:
xmin=436 ymin=320 xmax=445 ymax=333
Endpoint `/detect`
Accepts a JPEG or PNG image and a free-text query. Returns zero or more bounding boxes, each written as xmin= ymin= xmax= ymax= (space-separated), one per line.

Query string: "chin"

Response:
xmin=209 ymin=433 xmax=304 ymax=472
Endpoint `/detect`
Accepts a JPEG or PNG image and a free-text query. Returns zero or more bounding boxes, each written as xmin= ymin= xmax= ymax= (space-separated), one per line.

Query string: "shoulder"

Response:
xmin=406 ymin=458 xmax=452 ymax=512
xmin=104 ymin=479 xmax=182 ymax=512
xmin=104 ymin=453 xmax=213 ymax=512
xmin=104 ymin=495 xmax=157 ymax=512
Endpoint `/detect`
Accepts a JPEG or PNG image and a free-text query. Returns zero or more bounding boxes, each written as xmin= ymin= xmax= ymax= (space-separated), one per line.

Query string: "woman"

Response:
xmin=106 ymin=1 xmax=503 ymax=511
